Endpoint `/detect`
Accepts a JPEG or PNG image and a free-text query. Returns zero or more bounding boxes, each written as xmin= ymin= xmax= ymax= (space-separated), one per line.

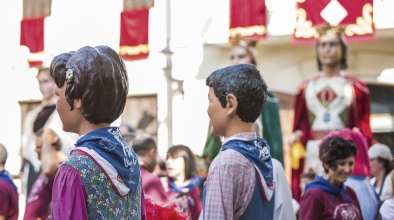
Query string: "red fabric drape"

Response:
xmin=293 ymin=0 xmax=375 ymax=45
xmin=119 ymin=7 xmax=150 ymax=61
xmin=229 ymin=0 xmax=267 ymax=41
xmin=20 ymin=16 xmax=45 ymax=67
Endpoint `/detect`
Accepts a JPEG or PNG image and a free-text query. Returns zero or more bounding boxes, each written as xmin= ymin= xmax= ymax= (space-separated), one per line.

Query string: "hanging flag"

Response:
xmin=119 ymin=7 xmax=150 ymax=61
xmin=20 ymin=16 xmax=45 ymax=67
xmin=293 ymin=0 xmax=375 ymax=45
xmin=229 ymin=0 xmax=267 ymax=41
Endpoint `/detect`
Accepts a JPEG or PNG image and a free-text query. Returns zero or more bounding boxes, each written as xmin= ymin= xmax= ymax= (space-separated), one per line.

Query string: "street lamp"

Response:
xmin=160 ymin=0 xmax=184 ymax=148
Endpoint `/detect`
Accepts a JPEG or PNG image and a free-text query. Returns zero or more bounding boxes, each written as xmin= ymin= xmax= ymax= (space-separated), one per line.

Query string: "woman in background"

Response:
xmin=163 ymin=145 xmax=202 ymax=220
xmin=369 ymin=143 xmax=394 ymax=202
xmin=299 ymin=136 xmax=362 ymax=220
xmin=324 ymin=128 xmax=379 ymax=220
xmin=379 ymin=160 xmax=394 ymax=220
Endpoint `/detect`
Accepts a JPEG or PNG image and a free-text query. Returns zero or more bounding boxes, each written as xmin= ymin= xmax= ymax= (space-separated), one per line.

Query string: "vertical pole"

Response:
xmin=162 ymin=0 xmax=173 ymax=148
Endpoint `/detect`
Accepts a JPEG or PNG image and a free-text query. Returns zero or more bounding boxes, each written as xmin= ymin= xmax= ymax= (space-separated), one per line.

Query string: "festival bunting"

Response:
xmin=229 ymin=0 xmax=267 ymax=41
xmin=119 ymin=7 xmax=150 ymax=61
xmin=293 ymin=0 xmax=375 ymax=45
xmin=20 ymin=16 xmax=45 ymax=67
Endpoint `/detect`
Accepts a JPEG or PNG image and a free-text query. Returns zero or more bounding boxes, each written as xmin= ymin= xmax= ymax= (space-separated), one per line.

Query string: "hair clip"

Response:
xmin=66 ymin=69 xmax=74 ymax=84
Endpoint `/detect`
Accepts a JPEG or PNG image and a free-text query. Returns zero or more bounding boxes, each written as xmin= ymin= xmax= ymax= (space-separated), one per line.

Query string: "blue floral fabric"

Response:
xmin=64 ymin=153 xmax=142 ymax=220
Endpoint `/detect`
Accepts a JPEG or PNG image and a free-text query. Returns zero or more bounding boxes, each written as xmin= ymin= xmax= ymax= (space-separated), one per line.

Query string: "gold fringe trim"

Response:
xmin=295 ymin=3 xmax=374 ymax=39
xmin=119 ymin=44 xmax=149 ymax=56
xmin=229 ymin=25 xmax=266 ymax=38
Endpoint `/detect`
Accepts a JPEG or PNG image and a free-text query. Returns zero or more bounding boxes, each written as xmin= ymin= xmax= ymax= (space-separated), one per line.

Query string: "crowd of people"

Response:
xmin=0 ymin=23 xmax=393 ymax=220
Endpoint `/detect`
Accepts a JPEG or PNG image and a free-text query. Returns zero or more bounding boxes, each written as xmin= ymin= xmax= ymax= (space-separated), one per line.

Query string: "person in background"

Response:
xmin=324 ymin=128 xmax=379 ymax=220
xmin=164 ymin=145 xmax=203 ymax=220
xmin=24 ymin=126 xmax=68 ymax=220
xmin=299 ymin=136 xmax=362 ymax=220
xmin=20 ymin=67 xmax=75 ymax=199
xmin=293 ymin=172 xmax=316 ymax=219
xmin=50 ymin=45 xmax=143 ymax=219
xmin=0 ymin=143 xmax=19 ymax=220
xmin=299 ymin=172 xmax=317 ymax=196
xmin=291 ymin=23 xmax=372 ymax=201
xmin=120 ymin=122 xmax=136 ymax=146
xmin=271 ymin=158 xmax=296 ymax=220
xmin=369 ymin=143 xmax=394 ymax=202
xmin=154 ymin=156 xmax=168 ymax=178
xmin=203 ymin=36 xmax=284 ymax=166
xmin=132 ymin=134 xmax=169 ymax=205
xmin=379 ymin=160 xmax=394 ymax=220
xmin=203 ymin=64 xmax=276 ymax=219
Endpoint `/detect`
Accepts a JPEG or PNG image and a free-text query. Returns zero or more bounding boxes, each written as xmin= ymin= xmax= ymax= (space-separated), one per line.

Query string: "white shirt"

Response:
xmin=370 ymin=174 xmax=393 ymax=201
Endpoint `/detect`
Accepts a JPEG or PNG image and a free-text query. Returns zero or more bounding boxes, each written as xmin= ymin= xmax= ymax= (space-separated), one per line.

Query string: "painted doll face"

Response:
xmin=54 ymin=84 xmax=81 ymax=133
xmin=207 ymin=87 xmax=228 ymax=137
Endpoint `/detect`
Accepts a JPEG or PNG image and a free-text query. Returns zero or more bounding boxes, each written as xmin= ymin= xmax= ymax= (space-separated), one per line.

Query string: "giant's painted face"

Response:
xmin=230 ymin=45 xmax=254 ymax=65
xmin=317 ymin=34 xmax=343 ymax=68
xmin=37 ymin=69 xmax=56 ymax=101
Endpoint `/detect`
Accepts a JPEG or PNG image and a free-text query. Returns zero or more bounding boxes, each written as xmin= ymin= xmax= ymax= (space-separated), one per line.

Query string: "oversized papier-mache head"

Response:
xmin=315 ymin=23 xmax=348 ymax=71
xmin=50 ymin=45 xmax=129 ymax=124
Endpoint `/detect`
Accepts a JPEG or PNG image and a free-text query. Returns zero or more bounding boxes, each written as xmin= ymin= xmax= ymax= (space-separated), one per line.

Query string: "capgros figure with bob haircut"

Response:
xmin=50 ymin=45 xmax=129 ymax=124
xmin=206 ymin=63 xmax=267 ymax=123
xmin=319 ymin=136 xmax=357 ymax=173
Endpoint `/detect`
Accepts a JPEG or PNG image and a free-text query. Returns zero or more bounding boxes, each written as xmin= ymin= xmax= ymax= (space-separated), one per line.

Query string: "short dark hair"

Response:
xmin=316 ymin=35 xmax=348 ymax=71
xmin=167 ymin=145 xmax=198 ymax=181
xmin=206 ymin=64 xmax=267 ymax=123
xmin=319 ymin=136 xmax=357 ymax=173
xmin=50 ymin=45 xmax=128 ymax=124
xmin=301 ymin=172 xmax=316 ymax=181
xmin=132 ymin=135 xmax=157 ymax=156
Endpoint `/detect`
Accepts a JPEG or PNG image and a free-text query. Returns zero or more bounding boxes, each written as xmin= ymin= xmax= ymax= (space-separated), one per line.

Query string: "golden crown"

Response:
xmin=229 ymin=34 xmax=258 ymax=48
xmin=315 ymin=23 xmax=345 ymax=37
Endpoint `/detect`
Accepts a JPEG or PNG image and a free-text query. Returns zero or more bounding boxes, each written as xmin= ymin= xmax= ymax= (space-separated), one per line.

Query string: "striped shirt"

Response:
xmin=203 ymin=132 xmax=257 ymax=220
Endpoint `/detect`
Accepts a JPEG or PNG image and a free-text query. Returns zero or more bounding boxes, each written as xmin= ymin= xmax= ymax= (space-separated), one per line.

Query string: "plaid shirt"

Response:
xmin=203 ymin=132 xmax=257 ymax=220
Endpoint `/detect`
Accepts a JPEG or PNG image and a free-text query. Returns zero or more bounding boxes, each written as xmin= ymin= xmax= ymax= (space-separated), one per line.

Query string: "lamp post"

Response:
xmin=161 ymin=44 xmax=174 ymax=148
xmin=160 ymin=0 xmax=184 ymax=148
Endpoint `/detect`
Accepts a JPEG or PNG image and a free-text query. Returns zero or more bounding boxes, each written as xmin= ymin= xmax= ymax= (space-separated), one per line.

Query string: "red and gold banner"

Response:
xmin=119 ymin=7 xmax=150 ymax=61
xmin=229 ymin=0 xmax=267 ymax=41
xmin=20 ymin=16 xmax=45 ymax=67
xmin=293 ymin=0 xmax=375 ymax=45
